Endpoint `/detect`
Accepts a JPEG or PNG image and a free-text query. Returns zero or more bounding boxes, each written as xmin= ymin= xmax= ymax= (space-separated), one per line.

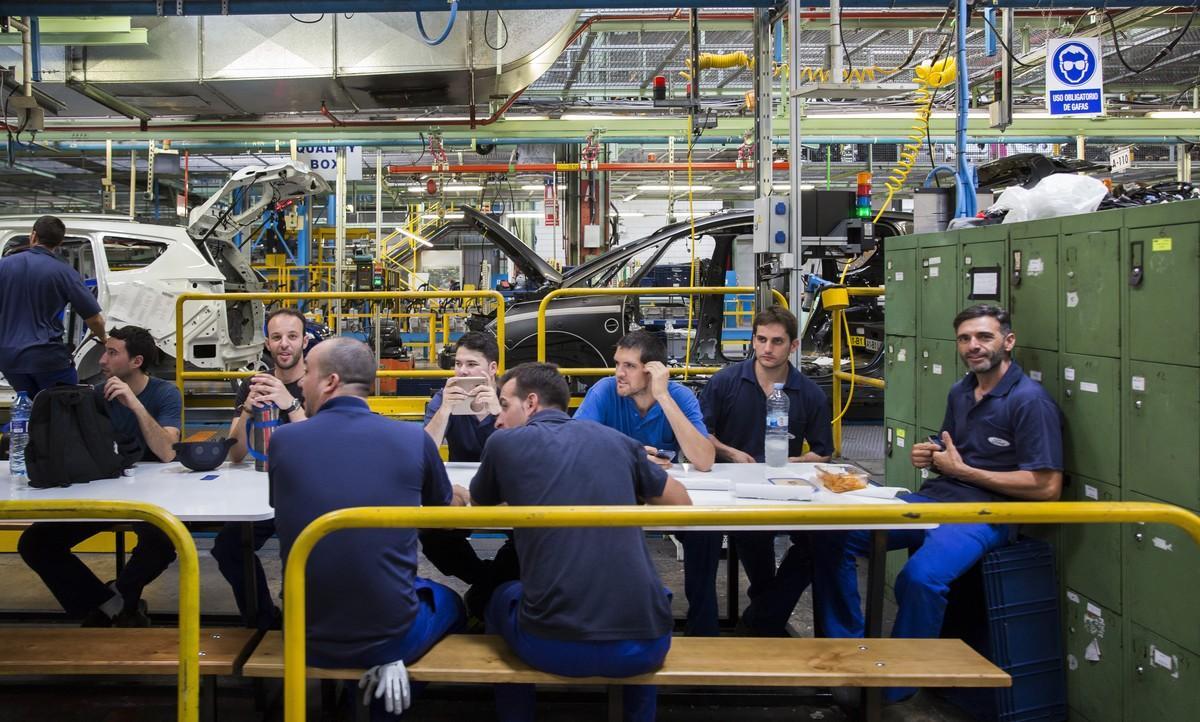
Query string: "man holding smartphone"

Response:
xmin=422 ymin=332 xmax=516 ymax=619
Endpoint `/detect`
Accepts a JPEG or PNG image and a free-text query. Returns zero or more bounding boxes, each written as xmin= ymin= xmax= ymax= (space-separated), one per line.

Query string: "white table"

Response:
xmin=1 ymin=461 xmax=272 ymax=522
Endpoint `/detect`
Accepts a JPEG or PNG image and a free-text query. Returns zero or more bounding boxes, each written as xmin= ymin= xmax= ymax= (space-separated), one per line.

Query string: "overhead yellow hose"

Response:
xmin=871 ymin=57 xmax=958 ymax=224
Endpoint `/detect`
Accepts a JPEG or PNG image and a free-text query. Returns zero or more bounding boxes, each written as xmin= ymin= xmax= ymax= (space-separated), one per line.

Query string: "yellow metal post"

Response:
xmin=0 ymin=500 xmax=200 ymax=722
xmin=282 ymin=501 xmax=1200 ymax=722
xmin=828 ymin=286 xmax=887 ymax=456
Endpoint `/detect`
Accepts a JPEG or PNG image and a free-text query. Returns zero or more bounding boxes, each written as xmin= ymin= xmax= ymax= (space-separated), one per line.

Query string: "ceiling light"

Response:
xmin=636 ymin=184 xmax=712 ymax=192
xmin=1146 ymin=111 xmax=1200 ymax=118
xmin=421 ymin=213 xmax=465 ymax=220
xmin=404 ymin=185 xmax=426 ymax=192
xmin=615 ymin=212 xmax=646 ymax=217
xmin=520 ymin=184 xmax=546 ymax=191
xmin=393 ymin=227 xmax=433 ymax=247
xmin=444 ymin=184 xmax=484 ymax=192
xmin=799 ymin=184 xmax=815 ymax=190
xmin=505 ymin=212 xmax=544 ymax=219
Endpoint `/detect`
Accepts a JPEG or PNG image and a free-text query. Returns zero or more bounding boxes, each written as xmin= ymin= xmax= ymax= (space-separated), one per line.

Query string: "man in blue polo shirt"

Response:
xmin=421 ymin=331 xmax=517 ymax=618
xmin=0 ymin=215 xmax=107 ymax=396
xmin=471 ymin=362 xmax=692 ymax=722
xmin=574 ymin=329 xmax=714 ymax=471
xmin=814 ymin=305 xmax=1062 ymax=703
xmin=688 ymin=305 xmax=833 ymax=636
xmin=272 ymin=337 xmax=467 ymax=718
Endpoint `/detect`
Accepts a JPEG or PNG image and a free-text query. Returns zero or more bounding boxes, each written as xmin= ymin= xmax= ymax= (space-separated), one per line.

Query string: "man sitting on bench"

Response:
xmin=813 ymin=305 xmax=1063 ymax=704
xmin=271 ymin=338 xmax=468 ymax=718
xmin=470 ymin=362 xmax=692 ymax=722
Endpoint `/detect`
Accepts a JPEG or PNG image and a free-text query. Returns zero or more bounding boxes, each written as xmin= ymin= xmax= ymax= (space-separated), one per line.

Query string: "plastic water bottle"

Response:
xmin=765 ymin=383 xmax=789 ymax=467
xmin=9 ymin=391 xmax=32 ymax=483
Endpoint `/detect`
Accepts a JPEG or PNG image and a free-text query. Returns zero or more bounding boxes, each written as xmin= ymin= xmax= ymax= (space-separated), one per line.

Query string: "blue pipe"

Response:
xmin=773 ymin=20 xmax=783 ymax=65
xmin=983 ymin=8 xmax=997 ymax=58
xmin=955 ymin=0 xmax=977 ymax=219
xmin=29 ymin=17 xmax=42 ymax=82
xmin=415 ymin=1 xmax=458 ymax=46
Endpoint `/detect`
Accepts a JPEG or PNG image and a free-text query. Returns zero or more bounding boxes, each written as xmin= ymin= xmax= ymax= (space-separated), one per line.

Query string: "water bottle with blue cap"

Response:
xmin=765 ymin=383 xmax=789 ymax=467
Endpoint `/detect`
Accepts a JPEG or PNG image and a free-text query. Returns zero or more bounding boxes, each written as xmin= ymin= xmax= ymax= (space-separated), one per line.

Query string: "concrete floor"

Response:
xmin=0 ymin=424 xmax=978 ymax=721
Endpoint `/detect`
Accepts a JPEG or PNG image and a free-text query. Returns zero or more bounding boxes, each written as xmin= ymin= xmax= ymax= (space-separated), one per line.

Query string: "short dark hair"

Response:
xmin=753 ymin=305 xmax=798 ymax=343
xmin=498 ymin=362 xmax=570 ymax=411
xmin=265 ymin=307 xmax=306 ymax=333
xmin=316 ymin=337 xmax=376 ymax=394
xmin=32 ymin=215 xmax=66 ymax=248
xmin=953 ymin=305 xmax=1012 ymax=335
xmin=456 ymin=331 xmax=500 ymax=365
xmin=616 ymin=330 xmax=668 ymax=365
xmin=109 ymin=325 xmax=159 ymax=373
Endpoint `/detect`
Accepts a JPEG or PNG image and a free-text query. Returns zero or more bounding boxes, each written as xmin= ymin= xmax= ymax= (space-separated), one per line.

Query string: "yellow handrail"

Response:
xmin=0 ymin=500 xmax=200 ymax=722
xmin=282 ymin=500 xmax=1200 ymax=721
xmin=173 ymin=290 xmax=505 ymax=428
xmin=830 ymin=286 xmax=887 ymax=454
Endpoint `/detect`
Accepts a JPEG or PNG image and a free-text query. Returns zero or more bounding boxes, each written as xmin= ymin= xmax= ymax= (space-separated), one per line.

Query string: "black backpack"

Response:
xmin=25 ymin=385 xmax=141 ymax=488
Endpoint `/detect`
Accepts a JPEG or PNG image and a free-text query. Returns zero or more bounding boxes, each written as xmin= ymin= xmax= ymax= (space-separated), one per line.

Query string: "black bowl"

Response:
xmin=173 ymin=438 xmax=236 ymax=472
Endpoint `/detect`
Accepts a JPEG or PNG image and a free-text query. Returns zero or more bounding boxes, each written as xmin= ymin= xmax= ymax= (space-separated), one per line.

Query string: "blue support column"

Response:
xmin=955 ymin=0 xmax=977 ymax=219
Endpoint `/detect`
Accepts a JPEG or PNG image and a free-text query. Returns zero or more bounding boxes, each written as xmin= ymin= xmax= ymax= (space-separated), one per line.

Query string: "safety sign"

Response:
xmin=1045 ymin=38 xmax=1104 ymax=117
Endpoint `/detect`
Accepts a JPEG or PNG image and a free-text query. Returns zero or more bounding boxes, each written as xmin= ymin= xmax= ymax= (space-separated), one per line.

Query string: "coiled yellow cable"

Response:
xmin=871 ymin=58 xmax=958 ymax=224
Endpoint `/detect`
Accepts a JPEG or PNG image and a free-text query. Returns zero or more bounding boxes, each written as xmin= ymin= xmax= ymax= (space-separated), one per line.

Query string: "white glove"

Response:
xmin=359 ymin=660 xmax=411 ymax=715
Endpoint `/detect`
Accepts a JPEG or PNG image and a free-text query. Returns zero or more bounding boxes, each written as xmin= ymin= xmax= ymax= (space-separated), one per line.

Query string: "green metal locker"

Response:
xmin=884 ymin=335 xmax=917 ymax=423
xmin=1064 ymin=590 xmax=1122 ymax=722
xmin=1009 ymin=219 xmax=1060 ymax=352
xmin=1061 ymin=476 xmax=1121 ymax=612
xmin=1061 ymin=217 xmax=1122 ymax=359
xmin=1126 ymin=219 xmax=1200 ymax=368
xmin=1123 ymin=492 xmax=1200 ymax=655
xmin=919 ymin=231 xmax=959 ymax=341
xmin=917 ymin=338 xmax=959 ymax=432
xmin=1013 ymin=346 xmax=1061 ymax=405
xmin=1127 ymin=623 xmax=1200 ymax=722
xmin=1124 ymin=361 xmax=1200 ymax=511
xmin=959 ymin=225 xmax=1008 ymax=312
xmin=885 ymin=234 xmax=919 ymax=337
xmin=884 ymin=418 xmax=920 ymax=491
xmin=1059 ymin=353 xmax=1121 ymax=486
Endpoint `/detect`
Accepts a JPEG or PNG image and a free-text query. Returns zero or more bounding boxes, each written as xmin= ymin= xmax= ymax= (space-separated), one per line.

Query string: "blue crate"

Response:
xmin=939 ymin=537 xmax=1067 ymax=722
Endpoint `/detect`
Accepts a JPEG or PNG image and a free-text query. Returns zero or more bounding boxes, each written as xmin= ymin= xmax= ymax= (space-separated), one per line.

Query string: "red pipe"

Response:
xmin=319 ymin=101 xmax=344 ymax=127
xmin=386 ymin=161 xmax=791 ymax=174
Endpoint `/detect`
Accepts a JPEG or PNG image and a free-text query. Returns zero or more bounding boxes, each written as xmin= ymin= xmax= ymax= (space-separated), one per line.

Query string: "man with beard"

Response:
xmin=813 ymin=305 xmax=1063 ymax=704
xmin=214 ymin=307 xmax=309 ymax=629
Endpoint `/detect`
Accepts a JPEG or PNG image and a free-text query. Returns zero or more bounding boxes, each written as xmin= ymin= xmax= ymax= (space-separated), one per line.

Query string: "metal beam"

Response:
xmin=561 ymin=32 xmax=597 ymax=98
xmin=638 ymin=35 xmax=689 ymax=90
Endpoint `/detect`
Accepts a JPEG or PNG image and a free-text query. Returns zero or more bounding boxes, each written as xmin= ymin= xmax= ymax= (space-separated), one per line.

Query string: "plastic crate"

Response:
xmin=939 ymin=537 xmax=1067 ymax=722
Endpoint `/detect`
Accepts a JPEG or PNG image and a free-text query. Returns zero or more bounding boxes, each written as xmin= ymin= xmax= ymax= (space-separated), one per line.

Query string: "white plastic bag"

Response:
xmin=991 ymin=173 xmax=1108 ymax=223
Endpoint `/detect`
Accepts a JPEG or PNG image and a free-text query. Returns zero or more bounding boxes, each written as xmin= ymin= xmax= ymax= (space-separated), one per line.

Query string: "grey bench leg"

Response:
xmin=607 ymin=685 xmax=624 ymax=722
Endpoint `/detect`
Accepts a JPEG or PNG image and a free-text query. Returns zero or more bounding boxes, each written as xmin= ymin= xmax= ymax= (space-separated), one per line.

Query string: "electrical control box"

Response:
xmin=753 ymin=195 xmax=790 ymax=253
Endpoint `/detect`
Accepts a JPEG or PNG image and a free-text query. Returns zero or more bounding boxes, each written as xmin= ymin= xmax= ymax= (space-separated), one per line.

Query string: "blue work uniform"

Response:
xmin=470 ymin=410 xmax=673 ymax=722
xmin=684 ymin=358 xmax=834 ymax=636
xmin=813 ymin=362 xmax=1062 ymax=702
xmin=270 ymin=396 xmax=465 ymax=671
xmin=573 ymin=376 xmax=708 ymax=455
xmin=19 ymin=376 xmax=184 ymax=619
xmin=420 ymin=387 xmax=517 ymax=618
xmin=0 ymin=245 xmax=102 ymax=396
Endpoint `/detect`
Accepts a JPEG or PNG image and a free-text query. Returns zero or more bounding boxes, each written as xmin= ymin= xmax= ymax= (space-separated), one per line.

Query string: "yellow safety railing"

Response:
xmin=282 ymin=500 xmax=1200 ymax=721
xmin=173 ymin=290 xmax=505 ymax=428
xmin=827 ymin=286 xmax=887 ymax=455
xmin=535 ymin=286 xmax=788 ymax=376
xmin=0 ymin=500 xmax=200 ymax=722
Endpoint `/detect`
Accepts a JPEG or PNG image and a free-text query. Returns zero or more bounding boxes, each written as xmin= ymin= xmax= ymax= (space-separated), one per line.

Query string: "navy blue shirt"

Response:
xmin=423 ymin=387 xmax=496 ymax=462
xmin=920 ymin=362 xmax=1063 ymax=502
xmin=0 ymin=246 xmax=102 ymax=373
xmin=470 ymin=409 xmax=673 ymax=641
xmin=270 ymin=396 xmax=453 ymax=667
xmin=574 ymin=376 xmax=707 ymax=454
xmin=701 ymin=357 xmax=833 ymax=461
xmin=94 ymin=376 xmax=182 ymax=462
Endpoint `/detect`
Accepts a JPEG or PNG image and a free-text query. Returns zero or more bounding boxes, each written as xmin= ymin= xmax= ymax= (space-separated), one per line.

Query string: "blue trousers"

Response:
xmin=812 ymin=495 xmax=1011 ymax=702
xmin=677 ymin=530 xmax=778 ymax=636
xmin=1 ymin=366 xmax=78 ymax=398
xmin=486 ymin=581 xmax=672 ymax=722
xmin=211 ymin=520 xmax=279 ymax=629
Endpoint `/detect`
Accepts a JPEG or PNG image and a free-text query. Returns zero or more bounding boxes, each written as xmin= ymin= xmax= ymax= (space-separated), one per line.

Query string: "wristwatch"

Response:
xmin=283 ymin=397 xmax=302 ymax=416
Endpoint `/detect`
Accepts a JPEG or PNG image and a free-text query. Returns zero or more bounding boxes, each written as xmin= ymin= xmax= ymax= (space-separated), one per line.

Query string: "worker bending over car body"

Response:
xmin=813 ymin=304 xmax=1063 ymax=704
xmin=471 ymin=362 xmax=692 ymax=722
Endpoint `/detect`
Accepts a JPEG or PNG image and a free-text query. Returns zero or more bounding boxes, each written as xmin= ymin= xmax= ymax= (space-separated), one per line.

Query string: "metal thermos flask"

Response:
xmin=251 ymin=402 xmax=278 ymax=472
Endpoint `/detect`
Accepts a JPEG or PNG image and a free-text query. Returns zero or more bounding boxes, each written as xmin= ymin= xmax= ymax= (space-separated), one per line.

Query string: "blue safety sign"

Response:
xmin=1045 ymin=38 xmax=1104 ymax=117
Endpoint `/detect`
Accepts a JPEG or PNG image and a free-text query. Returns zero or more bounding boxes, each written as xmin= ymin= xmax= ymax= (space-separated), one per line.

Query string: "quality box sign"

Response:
xmin=1045 ymin=37 xmax=1104 ymax=117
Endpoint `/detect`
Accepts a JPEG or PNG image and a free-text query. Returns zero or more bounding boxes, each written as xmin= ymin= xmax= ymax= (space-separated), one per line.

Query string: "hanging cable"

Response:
xmin=830 ymin=310 xmax=856 ymax=425
xmin=484 ymin=10 xmax=509 ymax=51
xmin=978 ymin=12 xmax=1036 ymax=68
xmin=416 ymin=1 xmax=459 ymax=46
xmin=1107 ymin=4 xmax=1197 ymax=76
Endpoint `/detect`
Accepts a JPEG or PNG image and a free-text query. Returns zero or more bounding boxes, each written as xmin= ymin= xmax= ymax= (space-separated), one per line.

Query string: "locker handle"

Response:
xmin=885 ymin=427 xmax=894 ymax=458
xmin=1129 ymin=240 xmax=1144 ymax=287
xmin=1010 ymin=249 xmax=1022 ymax=288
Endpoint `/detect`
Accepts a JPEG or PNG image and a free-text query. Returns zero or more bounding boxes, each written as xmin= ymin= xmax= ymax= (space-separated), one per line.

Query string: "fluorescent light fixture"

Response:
xmin=505 ymin=212 xmax=544 ymax=219
xmin=405 ymin=185 xmax=426 ymax=192
xmin=1146 ymin=111 xmax=1200 ymax=118
xmin=636 ymin=184 xmax=712 ymax=192
xmin=421 ymin=213 xmax=465 ymax=220
xmin=561 ymin=114 xmax=621 ymax=121
xmin=520 ymin=184 xmax=546 ymax=191
xmin=615 ymin=212 xmax=646 ymax=217
xmin=444 ymin=184 xmax=484 ymax=192
xmin=799 ymin=184 xmax=815 ymax=190
xmin=393 ymin=227 xmax=433 ymax=247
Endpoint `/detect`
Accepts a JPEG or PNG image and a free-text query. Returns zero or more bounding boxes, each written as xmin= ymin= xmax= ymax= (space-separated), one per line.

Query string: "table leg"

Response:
xmin=607 ymin=685 xmax=623 ymax=722
xmin=725 ymin=534 xmax=740 ymax=627
xmin=859 ymin=529 xmax=888 ymax=722
xmin=114 ymin=527 xmax=127 ymax=577
xmin=241 ymin=522 xmax=258 ymax=625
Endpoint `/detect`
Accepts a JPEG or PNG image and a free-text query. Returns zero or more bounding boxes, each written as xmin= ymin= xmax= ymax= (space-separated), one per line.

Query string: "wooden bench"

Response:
xmin=0 ymin=627 xmax=260 ymax=721
xmin=245 ymin=632 xmax=1009 ymax=718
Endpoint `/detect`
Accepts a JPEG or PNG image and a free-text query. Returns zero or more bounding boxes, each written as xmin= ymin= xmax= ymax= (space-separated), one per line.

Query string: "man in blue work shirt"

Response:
xmin=692 ymin=305 xmax=833 ymax=636
xmin=19 ymin=325 xmax=184 ymax=627
xmin=574 ymin=329 xmax=715 ymax=471
xmin=471 ymin=362 xmax=692 ymax=722
xmin=814 ymin=305 xmax=1063 ymax=703
xmin=0 ymin=215 xmax=107 ymax=396
xmin=272 ymin=337 xmax=467 ymax=718
xmin=421 ymin=331 xmax=518 ymax=619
